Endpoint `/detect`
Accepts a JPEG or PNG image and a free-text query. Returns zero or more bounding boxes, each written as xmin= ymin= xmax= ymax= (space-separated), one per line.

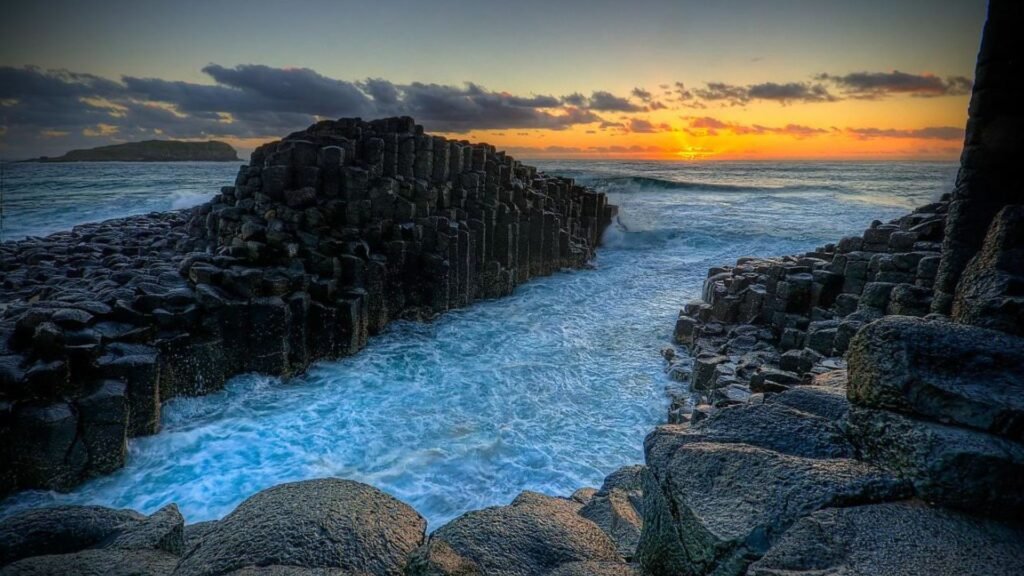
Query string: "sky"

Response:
xmin=0 ymin=0 xmax=989 ymax=161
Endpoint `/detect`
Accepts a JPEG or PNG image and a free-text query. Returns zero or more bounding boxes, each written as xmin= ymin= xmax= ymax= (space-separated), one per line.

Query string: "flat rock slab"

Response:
xmin=408 ymin=491 xmax=620 ymax=576
xmin=645 ymin=400 xmax=854 ymax=465
xmin=637 ymin=442 xmax=908 ymax=576
xmin=747 ymin=501 xmax=1024 ymax=576
xmin=579 ymin=466 xmax=645 ymax=560
xmin=0 ymin=548 xmax=179 ymax=576
xmin=846 ymin=406 xmax=1024 ymax=518
xmin=173 ymin=478 xmax=425 ymax=576
xmin=847 ymin=315 xmax=1024 ymax=441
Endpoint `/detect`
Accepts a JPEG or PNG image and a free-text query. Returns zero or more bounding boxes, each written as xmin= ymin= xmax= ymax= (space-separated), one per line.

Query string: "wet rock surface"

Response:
xmin=747 ymin=501 xmax=1024 ymax=576
xmin=3 ymin=3 xmax=1024 ymax=574
xmin=640 ymin=4 xmax=1024 ymax=573
xmin=407 ymin=491 xmax=622 ymax=576
xmin=173 ymin=479 xmax=425 ymax=576
xmin=0 ymin=117 xmax=614 ymax=496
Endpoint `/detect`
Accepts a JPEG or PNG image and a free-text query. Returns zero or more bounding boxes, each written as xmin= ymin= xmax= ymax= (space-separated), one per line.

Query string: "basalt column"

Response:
xmin=932 ymin=0 xmax=1023 ymax=314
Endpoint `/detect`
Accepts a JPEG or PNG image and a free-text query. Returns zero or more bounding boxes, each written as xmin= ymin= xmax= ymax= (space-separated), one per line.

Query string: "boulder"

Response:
xmin=748 ymin=501 xmax=1024 ymax=576
xmin=408 ymin=491 xmax=620 ymax=576
xmin=0 ymin=548 xmax=178 ymax=576
xmin=952 ymin=204 xmax=1024 ymax=336
xmin=645 ymin=401 xmax=854 ymax=465
xmin=579 ymin=466 xmax=645 ymax=560
xmin=173 ymin=478 xmax=425 ymax=576
xmin=544 ymin=561 xmax=641 ymax=576
xmin=766 ymin=385 xmax=849 ymax=422
xmin=102 ymin=504 xmax=184 ymax=556
xmin=636 ymin=442 xmax=908 ymax=576
xmin=847 ymin=316 xmax=1024 ymax=441
xmin=0 ymin=505 xmax=144 ymax=565
xmin=845 ymin=407 xmax=1024 ymax=518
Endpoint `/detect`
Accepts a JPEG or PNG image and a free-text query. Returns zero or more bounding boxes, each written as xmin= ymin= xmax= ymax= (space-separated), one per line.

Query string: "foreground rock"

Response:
xmin=0 ymin=504 xmax=183 ymax=575
xmin=638 ymin=439 xmax=907 ymax=576
xmin=952 ymin=204 xmax=1024 ymax=336
xmin=748 ymin=501 xmax=1024 ymax=576
xmin=578 ymin=466 xmax=645 ymax=560
xmin=847 ymin=316 xmax=1024 ymax=441
xmin=408 ymin=491 xmax=622 ymax=576
xmin=174 ymin=479 xmax=425 ymax=576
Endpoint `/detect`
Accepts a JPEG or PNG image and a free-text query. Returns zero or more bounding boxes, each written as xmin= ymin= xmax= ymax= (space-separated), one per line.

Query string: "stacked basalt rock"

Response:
xmin=666 ymin=197 xmax=950 ymax=419
xmin=643 ymin=4 xmax=1024 ymax=574
xmin=0 ymin=117 xmax=615 ymax=497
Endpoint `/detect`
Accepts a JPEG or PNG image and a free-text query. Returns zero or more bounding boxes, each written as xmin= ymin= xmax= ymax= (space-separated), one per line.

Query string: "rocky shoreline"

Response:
xmin=0 ymin=117 xmax=615 ymax=496
xmin=2 ymin=2 xmax=1023 ymax=574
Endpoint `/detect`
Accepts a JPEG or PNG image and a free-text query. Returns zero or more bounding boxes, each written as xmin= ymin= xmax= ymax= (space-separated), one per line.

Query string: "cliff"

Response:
xmin=28 ymin=140 xmax=239 ymax=162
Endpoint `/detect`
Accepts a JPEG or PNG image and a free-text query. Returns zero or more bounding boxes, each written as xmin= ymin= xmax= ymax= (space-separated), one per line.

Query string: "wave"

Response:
xmin=585 ymin=175 xmax=839 ymax=194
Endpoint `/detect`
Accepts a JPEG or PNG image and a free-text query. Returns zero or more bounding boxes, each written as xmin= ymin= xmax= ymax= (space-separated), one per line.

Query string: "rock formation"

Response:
xmin=0 ymin=117 xmax=614 ymax=496
xmin=639 ymin=2 xmax=1024 ymax=574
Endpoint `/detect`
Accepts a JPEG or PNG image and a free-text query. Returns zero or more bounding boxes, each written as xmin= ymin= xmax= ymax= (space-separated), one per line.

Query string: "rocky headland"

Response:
xmin=25 ymin=140 xmax=240 ymax=162
xmin=1 ymin=1 xmax=1022 ymax=575
xmin=0 ymin=116 xmax=615 ymax=495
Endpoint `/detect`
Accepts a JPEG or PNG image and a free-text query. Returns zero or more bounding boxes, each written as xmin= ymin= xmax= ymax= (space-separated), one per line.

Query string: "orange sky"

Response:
xmin=1 ymin=0 xmax=985 ymax=161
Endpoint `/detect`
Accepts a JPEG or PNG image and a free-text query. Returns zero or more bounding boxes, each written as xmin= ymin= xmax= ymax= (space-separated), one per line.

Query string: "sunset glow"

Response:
xmin=0 ymin=0 xmax=985 ymax=161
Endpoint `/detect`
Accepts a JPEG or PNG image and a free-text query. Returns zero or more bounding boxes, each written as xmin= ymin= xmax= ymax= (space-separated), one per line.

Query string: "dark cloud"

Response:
xmin=632 ymin=87 xmax=653 ymax=101
xmin=746 ymin=82 xmax=836 ymax=104
xmin=681 ymin=69 xmax=969 ymax=108
xmin=845 ymin=126 xmax=964 ymax=140
xmin=627 ymin=118 xmax=672 ymax=133
xmin=818 ymin=71 xmax=972 ymax=99
xmin=585 ymin=90 xmax=643 ymax=112
xmin=683 ymin=116 xmax=828 ymax=138
xmin=695 ymin=81 xmax=835 ymax=106
xmin=683 ymin=116 xmax=961 ymax=141
xmin=0 ymin=64 xmax=615 ymax=157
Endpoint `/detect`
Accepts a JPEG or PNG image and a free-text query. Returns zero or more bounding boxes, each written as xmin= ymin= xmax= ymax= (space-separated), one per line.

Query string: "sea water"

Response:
xmin=0 ymin=160 xmax=957 ymax=528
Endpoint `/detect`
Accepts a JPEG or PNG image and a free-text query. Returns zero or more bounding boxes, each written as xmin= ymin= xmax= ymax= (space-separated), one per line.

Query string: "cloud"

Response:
xmin=845 ymin=126 xmax=964 ymax=140
xmin=684 ymin=116 xmax=829 ymax=138
xmin=683 ymin=69 xmax=969 ymax=108
xmin=0 ymin=64 xmax=616 ymax=157
xmin=632 ymin=87 xmax=653 ymax=101
xmin=585 ymin=90 xmax=643 ymax=112
xmin=818 ymin=70 xmax=972 ymax=99
xmin=684 ymin=116 xmax=963 ymax=141
xmin=627 ymin=118 xmax=672 ymax=133
xmin=695 ymin=81 xmax=835 ymax=106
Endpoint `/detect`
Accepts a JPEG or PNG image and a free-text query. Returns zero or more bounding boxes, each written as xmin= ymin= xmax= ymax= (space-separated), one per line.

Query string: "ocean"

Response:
xmin=0 ymin=159 xmax=958 ymax=528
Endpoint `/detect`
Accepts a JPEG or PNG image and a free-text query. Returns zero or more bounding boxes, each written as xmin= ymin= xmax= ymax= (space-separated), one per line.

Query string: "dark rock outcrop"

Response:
xmin=931 ymin=0 xmax=1024 ymax=313
xmin=747 ymin=501 xmax=1024 ymax=576
xmin=578 ymin=465 xmax=645 ymax=560
xmin=637 ymin=396 xmax=908 ymax=576
xmin=952 ymin=204 xmax=1024 ymax=335
xmin=0 ymin=504 xmax=184 ymax=576
xmin=847 ymin=316 xmax=1024 ymax=441
xmin=28 ymin=140 xmax=239 ymax=162
xmin=0 ymin=505 xmax=145 ymax=566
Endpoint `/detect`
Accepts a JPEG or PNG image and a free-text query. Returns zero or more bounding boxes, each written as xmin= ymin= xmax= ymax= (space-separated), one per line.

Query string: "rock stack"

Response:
xmin=0 ymin=117 xmax=615 ymax=497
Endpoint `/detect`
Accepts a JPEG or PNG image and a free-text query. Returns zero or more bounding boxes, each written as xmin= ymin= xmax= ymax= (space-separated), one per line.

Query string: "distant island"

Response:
xmin=26 ymin=140 xmax=239 ymax=162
